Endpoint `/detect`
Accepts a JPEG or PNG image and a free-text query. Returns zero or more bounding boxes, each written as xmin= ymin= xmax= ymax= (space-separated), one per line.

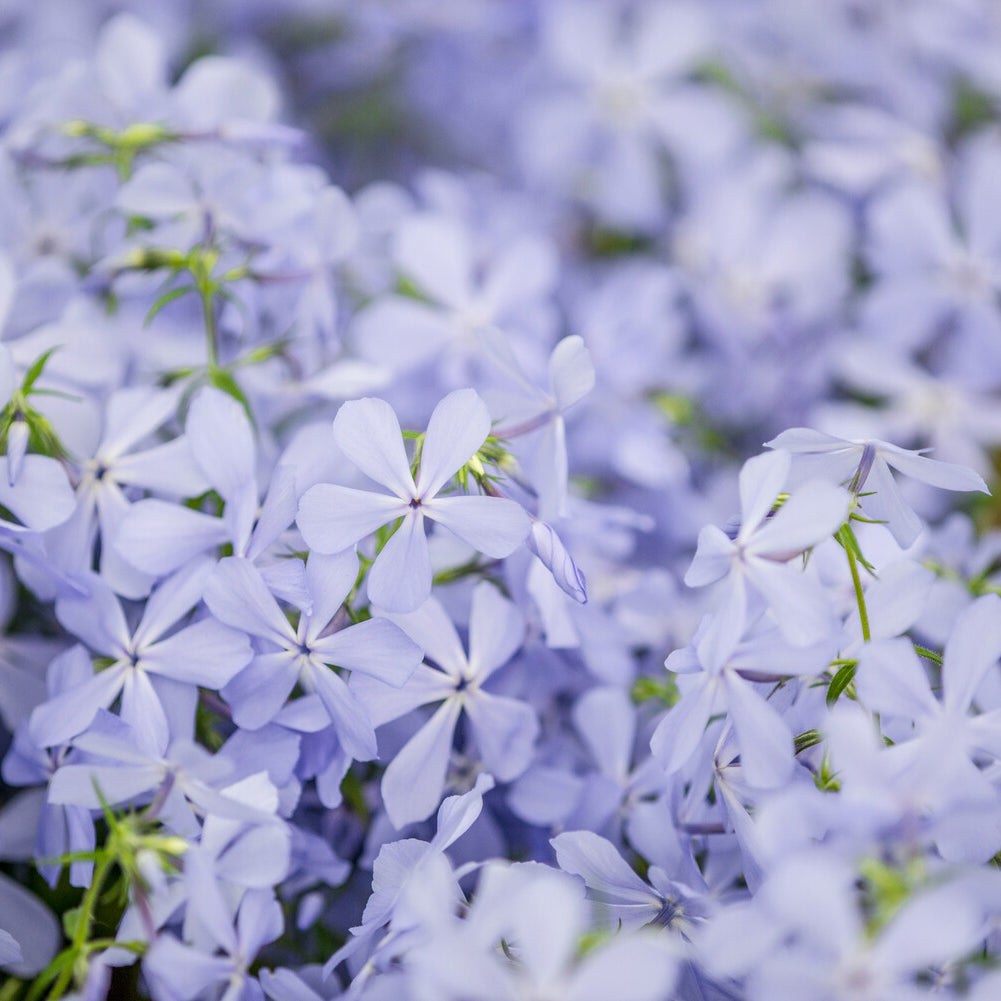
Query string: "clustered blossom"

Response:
xmin=3 ymin=3 xmax=1001 ymax=1001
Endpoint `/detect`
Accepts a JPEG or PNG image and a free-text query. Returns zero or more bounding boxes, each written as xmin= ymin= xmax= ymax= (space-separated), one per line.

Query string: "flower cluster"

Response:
xmin=2 ymin=2 xmax=1001 ymax=1000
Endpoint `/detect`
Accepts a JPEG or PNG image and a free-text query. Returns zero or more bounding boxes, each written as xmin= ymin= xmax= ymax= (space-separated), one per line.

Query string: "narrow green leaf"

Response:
xmin=144 ymin=284 xmax=196 ymax=327
xmin=826 ymin=661 xmax=857 ymax=707
xmin=793 ymin=728 xmax=824 ymax=754
xmin=21 ymin=348 xmax=60 ymax=393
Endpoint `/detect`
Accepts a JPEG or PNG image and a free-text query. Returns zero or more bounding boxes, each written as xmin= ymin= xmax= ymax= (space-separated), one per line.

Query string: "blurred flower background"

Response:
xmin=4 ymin=2 xmax=1001 ymax=999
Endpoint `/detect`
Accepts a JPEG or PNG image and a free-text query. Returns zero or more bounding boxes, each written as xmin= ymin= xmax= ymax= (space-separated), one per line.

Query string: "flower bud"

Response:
xmin=527 ymin=520 xmax=587 ymax=604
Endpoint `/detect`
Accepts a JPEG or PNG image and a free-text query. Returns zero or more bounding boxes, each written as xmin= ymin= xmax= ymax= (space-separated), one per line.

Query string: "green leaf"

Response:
xmin=826 ymin=661 xmax=857 ymax=707
xmin=631 ymin=675 xmax=680 ymax=708
xmin=23 ymin=950 xmax=74 ymax=1001
xmin=21 ymin=347 xmax=60 ymax=393
xmin=144 ymin=284 xmax=196 ymax=327
xmin=793 ymin=728 xmax=824 ymax=754
xmin=61 ymin=906 xmax=82 ymax=940
xmin=834 ymin=523 xmax=876 ymax=573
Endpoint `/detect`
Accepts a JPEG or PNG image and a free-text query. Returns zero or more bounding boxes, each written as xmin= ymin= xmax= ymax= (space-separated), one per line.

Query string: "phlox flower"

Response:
xmin=685 ymin=449 xmax=849 ymax=665
xmin=651 ymin=620 xmax=834 ymax=789
xmin=352 ymin=581 xmax=536 ymax=828
xmin=204 ymin=550 xmax=422 ymax=762
xmin=484 ymin=331 xmax=595 ymax=521
xmin=29 ymin=559 xmax=251 ymax=756
xmin=768 ymin=427 xmax=988 ymax=547
xmin=143 ymin=887 xmax=283 ymax=1001
xmin=351 ymin=211 xmax=558 ymax=379
xmin=552 ymin=829 xmax=712 ymax=935
xmin=405 ymin=860 xmax=678 ymax=1001
xmin=297 ymin=388 xmax=529 ymax=612
xmin=700 ymin=850 xmax=990 ymax=1001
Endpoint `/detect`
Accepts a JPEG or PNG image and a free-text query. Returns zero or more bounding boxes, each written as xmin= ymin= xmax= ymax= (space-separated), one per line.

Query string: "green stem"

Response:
xmin=846 ymin=545 xmax=871 ymax=643
xmin=48 ymin=854 xmax=114 ymax=1000
xmin=199 ymin=282 xmax=218 ymax=370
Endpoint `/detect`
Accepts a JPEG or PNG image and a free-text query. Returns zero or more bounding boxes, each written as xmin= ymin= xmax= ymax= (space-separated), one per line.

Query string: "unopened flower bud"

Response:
xmin=6 ymin=418 xmax=29 ymax=487
xmin=528 ymin=520 xmax=587 ymax=604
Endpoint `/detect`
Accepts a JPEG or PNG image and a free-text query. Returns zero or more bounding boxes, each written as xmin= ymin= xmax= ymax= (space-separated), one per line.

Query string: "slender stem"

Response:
xmin=846 ymin=545 xmax=871 ymax=643
xmin=199 ymin=282 xmax=218 ymax=369
xmin=48 ymin=854 xmax=114 ymax=999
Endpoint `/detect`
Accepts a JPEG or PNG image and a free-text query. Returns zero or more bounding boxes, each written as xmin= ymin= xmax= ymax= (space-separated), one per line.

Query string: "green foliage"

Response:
xmin=631 ymin=674 xmax=681 ymax=708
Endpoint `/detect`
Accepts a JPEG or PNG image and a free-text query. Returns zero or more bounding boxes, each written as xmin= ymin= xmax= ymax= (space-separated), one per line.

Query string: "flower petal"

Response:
xmin=368 ymin=510 xmax=432 ymax=613
xmin=331 ymin=396 xmax=414 ymax=498
xmin=426 ymin=494 xmax=529 ymax=558
xmin=297 ymin=484 xmax=405 ymax=555
xmin=416 ymin=389 xmax=491 ymax=499
xmin=310 ymin=616 xmax=422 ymax=686
xmin=380 ymin=698 xmax=462 ymax=828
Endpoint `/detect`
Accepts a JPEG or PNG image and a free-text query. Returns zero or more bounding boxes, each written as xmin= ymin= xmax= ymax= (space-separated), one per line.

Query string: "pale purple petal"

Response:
xmin=552 ymin=830 xmax=656 ymax=906
xmin=246 ymin=465 xmax=299 ymax=561
xmin=301 ymin=550 xmax=358 ymax=644
xmin=468 ymin=581 xmax=525 ymax=682
xmin=0 ymin=456 xmax=76 ymax=531
xmin=464 ymin=690 xmax=537 ymax=781
xmin=723 ymin=672 xmax=794 ymax=788
xmin=236 ymin=890 xmax=284 ymax=955
xmin=881 ymin=445 xmax=988 ymax=493
xmin=875 ymin=883 xmax=985 ymax=973
xmin=416 ymin=389 xmax=491 ymax=499
xmin=381 ymin=698 xmax=462 ymax=828
xmin=133 ymin=557 xmax=214 ymax=648
xmin=115 ymin=500 xmax=229 ymax=574
xmin=368 ymin=510 xmax=432 ymax=613
xmin=142 ymin=619 xmax=252 ymax=688
xmin=738 ymin=450 xmax=791 ymax=538
xmin=569 ymin=934 xmax=677 ymax=1001
xmin=310 ymin=617 xmax=421 ymax=686
xmin=308 ymin=664 xmax=378 ymax=761
xmin=855 ymin=639 xmax=938 ymax=721
xmin=378 ymin=597 xmax=467 ymax=679
xmin=99 ymin=386 xmax=179 ymax=461
xmin=186 ymin=386 xmax=256 ymax=500
xmin=684 ymin=525 xmax=736 ymax=588
xmin=351 ymin=663 xmax=457 ymax=727
xmin=351 ymin=296 xmax=455 ymax=373
xmin=573 ymin=687 xmax=635 ymax=781
xmin=430 ymin=772 xmax=496 ymax=851
xmin=113 ymin=437 xmax=210 ymax=498
xmin=549 ymin=336 xmax=595 ymax=412
xmin=55 ymin=574 xmax=129 ymax=656
xmin=746 ymin=561 xmax=836 ymax=647
xmin=120 ymin=669 xmax=170 ymax=756
xmin=297 ymin=484 xmax=405 ymax=554
xmin=47 ymin=761 xmax=161 ymax=808
xmin=0 ymin=873 xmax=60 ymax=977
xmin=393 ymin=214 xmax=472 ymax=309
xmin=223 ymin=652 xmax=301 ymax=730
xmin=649 ymin=675 xmax=717 ymax=775
xmin=28 ymin=664 xmax=127 ymax=748
xmin=749 ymin=480 xmax=848 ymax=557
xmin=331 ymin=396 xmax=414 ymax=498
xmin=943 ymin=593 xmax=1001 ymax=715
xmin=203 ymin=557 xmax=294 ymax=646
xmin=426 ymin=494 xmax=530 ymax=559
xmin=508 ymin=765 xmax=585 ymax=826
xmin=859 ymin=457 xmax=923 ymax=548
xmin=695 ymin=575 xmax=748 ymax=670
